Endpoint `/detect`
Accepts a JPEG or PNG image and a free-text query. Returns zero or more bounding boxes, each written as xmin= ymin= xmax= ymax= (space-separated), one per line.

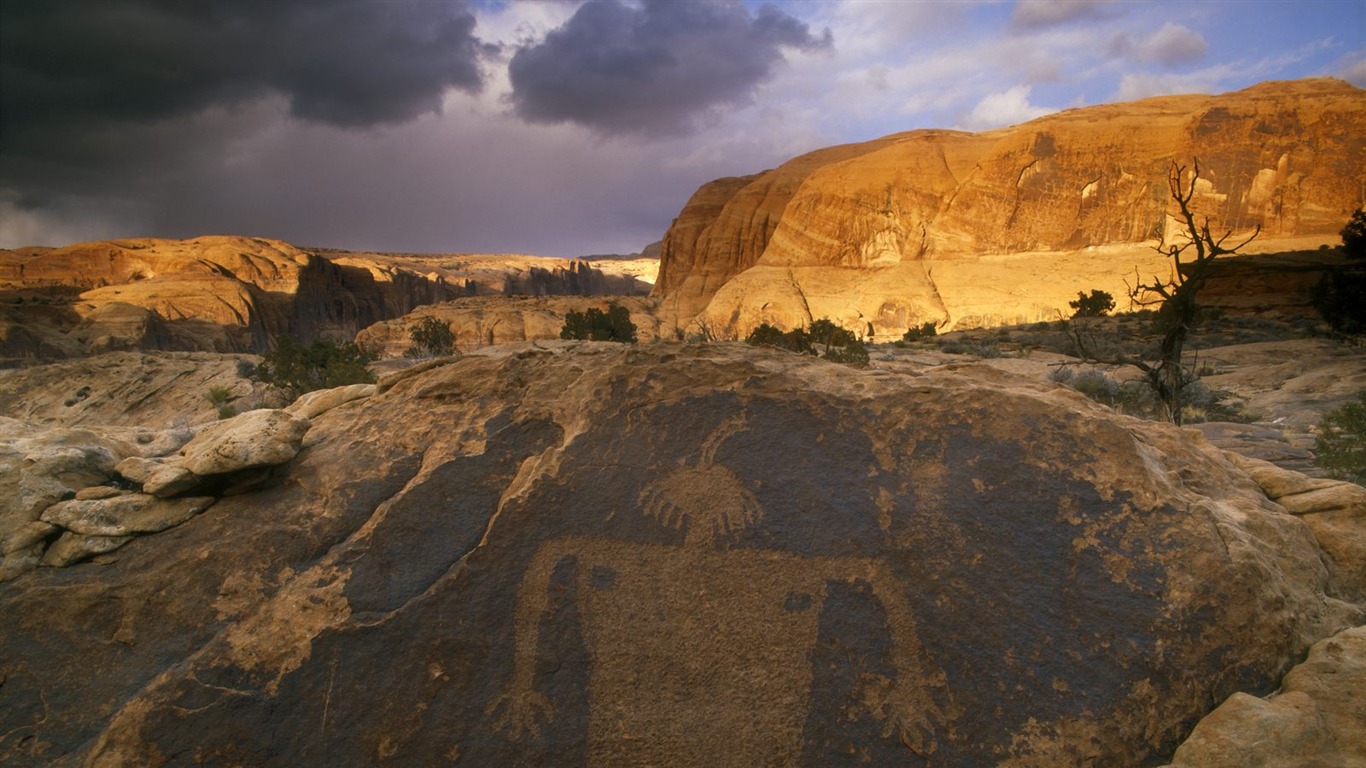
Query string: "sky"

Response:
xmin=1 ymin=0 xmax=1362 ymax=256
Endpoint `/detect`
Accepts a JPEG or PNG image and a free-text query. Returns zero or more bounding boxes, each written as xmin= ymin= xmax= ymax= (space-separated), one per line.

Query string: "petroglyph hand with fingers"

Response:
xmin=487 ymin=685 xmax=554 ymax=741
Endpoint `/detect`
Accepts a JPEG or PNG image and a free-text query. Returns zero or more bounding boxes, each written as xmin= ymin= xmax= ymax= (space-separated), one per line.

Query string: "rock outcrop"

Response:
xmin=0 ymin=236 xmax=465 ymax=361
xmin=655 ymin=78 xmax=1365 ymax=336
xmin=1162 ymin=625 xmax=1366 ymax=767
xmin=0 ymin=404 xmax=321 ymax=582
xmin=0 ymin=342 xmax=1359 ymax=766
xmin=0 ymin=351 xmax=269 ymax=428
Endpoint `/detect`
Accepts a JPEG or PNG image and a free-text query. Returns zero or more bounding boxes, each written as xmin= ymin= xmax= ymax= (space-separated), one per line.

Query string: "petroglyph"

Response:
xmin=491 ymin=417 xmax=946 ymax=764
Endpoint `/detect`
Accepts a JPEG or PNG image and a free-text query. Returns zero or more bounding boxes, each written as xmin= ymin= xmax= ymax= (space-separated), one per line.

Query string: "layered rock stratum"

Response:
xmin=1 ymin=342 xmax=1361 ymax=766
xmin=654 ymin=78 xmax=1365 ymax=336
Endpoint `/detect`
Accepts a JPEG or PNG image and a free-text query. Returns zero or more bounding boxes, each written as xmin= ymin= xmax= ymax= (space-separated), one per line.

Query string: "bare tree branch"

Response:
xmin=1071 ymin=158 xmax=1258 ymax=424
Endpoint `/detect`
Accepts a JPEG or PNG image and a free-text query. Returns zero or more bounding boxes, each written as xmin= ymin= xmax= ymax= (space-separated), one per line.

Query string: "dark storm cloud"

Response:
xmin=0 ymin=0 xmax=490 ymax=161
xmin=507 ymin=0 xmax=831 ymax=136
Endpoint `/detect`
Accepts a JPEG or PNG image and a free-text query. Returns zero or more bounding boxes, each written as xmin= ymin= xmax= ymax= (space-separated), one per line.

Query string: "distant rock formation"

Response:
xmin=499 ymin=259 xmax=647 ymax=297
xmin=0 ymin=236 xmax=465 ymax=361
xmin=0 ymin=238 xmax=662 ymax=363
xmin=655 ymin=78 xmax=1365 ymax=337
xmin=0 ymin=342 xmax=1360 ymax=765
xmin=356 ymin=296 xmax=666 ymax=355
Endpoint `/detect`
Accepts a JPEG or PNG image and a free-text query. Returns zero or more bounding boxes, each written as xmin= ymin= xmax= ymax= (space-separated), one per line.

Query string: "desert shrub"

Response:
xmin=685 ymin=320 xmax=730 ymax=343
xmin=902 ymin=322 xmax=938 ymax=342
xmin=937 ymin=337 xmax=1002 ymax=358
xmin=206 ymin=385 xmax=239 ymax=419
xmin=745 ymin=323 xmax=813 ymax=354
xmin=254 ymin=336 xmax=376 ymax=398
xmin=1313 ymin=266 xmax=1366 ymax=336
xmin=808 ymin=318 xmax=856 ymax=352
xmin=1342 ymin=209 xmax=1366 ymax=260
xmin=560 ymin=305 xmax=637 ymax=343
xmin=406 ymin=317 xmax=457 ymax=358
xmin=235 ymin=359 xmax=257 ymax=379
xmin=1052 ymin=366 xmax=1159 ymax=416
xmin=1071 ymin=368 xmax=1122 ymax=402
xmin=823 ymin=338 xmax=870 ymax=366
xmin=1070 ymin=289 xmax=1116 ymax=318
xmin=1316 ymin=391 xmax=1366 ymax=484
xmin=746 ymin=318 xmax=866 ymax=365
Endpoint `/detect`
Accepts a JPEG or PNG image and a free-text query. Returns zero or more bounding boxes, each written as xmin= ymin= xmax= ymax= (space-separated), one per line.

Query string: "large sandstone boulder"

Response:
xmin=655 ymin=78 xmax=1365 ymax=336
xmin=173 ymin=409 xmax=309 ymax=477
xmin=0 ymin=342 xmax=1358 ymax=767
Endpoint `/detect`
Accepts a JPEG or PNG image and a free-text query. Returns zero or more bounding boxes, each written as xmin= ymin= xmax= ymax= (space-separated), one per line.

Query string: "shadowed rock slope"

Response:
xmin=0 ymin=342 xmax=1360 ymax=766
xmin=655 ymin=78 xmax=1364 ymax=336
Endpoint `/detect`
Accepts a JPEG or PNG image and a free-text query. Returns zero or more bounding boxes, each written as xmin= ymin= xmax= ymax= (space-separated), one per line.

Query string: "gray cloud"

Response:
xmin=0 ymin=0 xmax=490 ymax=161
xmin=1010 ymin=0 xmax=1116 ymax=30
xmin=1112 ymin=22 xmax=1208 ymax=67
xmin=507 ymin=0 xmax=831 ymax=136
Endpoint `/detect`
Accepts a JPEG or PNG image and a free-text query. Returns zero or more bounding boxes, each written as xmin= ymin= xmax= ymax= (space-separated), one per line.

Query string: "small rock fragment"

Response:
xmin=40 ymin=532 xmax=134 ymax=567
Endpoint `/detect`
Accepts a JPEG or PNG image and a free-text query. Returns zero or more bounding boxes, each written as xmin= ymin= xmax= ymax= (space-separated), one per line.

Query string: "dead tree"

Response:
xmin=1069 ymin=159 xmax=1258 ymax=424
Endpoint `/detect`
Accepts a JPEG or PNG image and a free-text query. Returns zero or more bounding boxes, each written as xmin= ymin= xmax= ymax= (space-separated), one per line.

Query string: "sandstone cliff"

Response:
xmin=317 ymin=249 xmax=658 ymax=297
xmin=655 ymin=78 xmax=1365 ymax=336
xmin=1 ymin=343 xmax=1360 ymax=766
xmin=0 ymin=236 xmax=466 ymax=361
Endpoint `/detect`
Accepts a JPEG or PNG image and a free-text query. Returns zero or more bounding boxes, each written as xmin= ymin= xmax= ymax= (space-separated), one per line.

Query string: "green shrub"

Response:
xmin=206 ymin=386 xmax=232 ymax=406
xmin=1070 ymin=289 xmax=1116 ymax=318
xmin=1316 ymin=391 xmax=1366 ymax=484
xmin=254 ymin=336 xmax=376 ymax=398
xmin=823 ymin=339 xmax=869 ymax=366
xmin=937 ymin=338 xmax=1002 ymax=358
xmin=902 ymin=321 xmax=938 ymax=342
xmin=808 ymin=318 xmax=856 ymax=352
xmin=745 ymin=323 xmax=813 ymax=354
xmin=746 ymin=318 xmax=867 ymax=365
xmin=1313 ymin=266 xmax=1366 ymax=336
xmin=560 ymin=305 xmax=637 ymax=343
xmin=406 ymin=317 xmax=457 ymax=358
xmin=1342 ymin=209 xmax=1366 ymax=260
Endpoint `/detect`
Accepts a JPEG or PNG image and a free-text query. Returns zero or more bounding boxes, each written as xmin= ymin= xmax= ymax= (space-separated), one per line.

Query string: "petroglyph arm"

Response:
xmin=488 ymin=540 xmax=580 ymax=740
xmin=861 ymin=559 xmax=949 ymax=755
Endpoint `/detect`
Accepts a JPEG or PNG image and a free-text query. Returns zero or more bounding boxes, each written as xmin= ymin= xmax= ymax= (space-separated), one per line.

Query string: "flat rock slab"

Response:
xmin=39 ymin=531 xmax=134 ymax=567
xmin=40 ymin=494 xmax=215 ymax=537
xmin=115 ymin=456 xmax=201 ymax=498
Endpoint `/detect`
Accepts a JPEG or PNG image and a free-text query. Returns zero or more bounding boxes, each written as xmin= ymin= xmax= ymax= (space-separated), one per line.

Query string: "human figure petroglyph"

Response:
xmin=489 ymin=416 xmax=947 ymax=764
